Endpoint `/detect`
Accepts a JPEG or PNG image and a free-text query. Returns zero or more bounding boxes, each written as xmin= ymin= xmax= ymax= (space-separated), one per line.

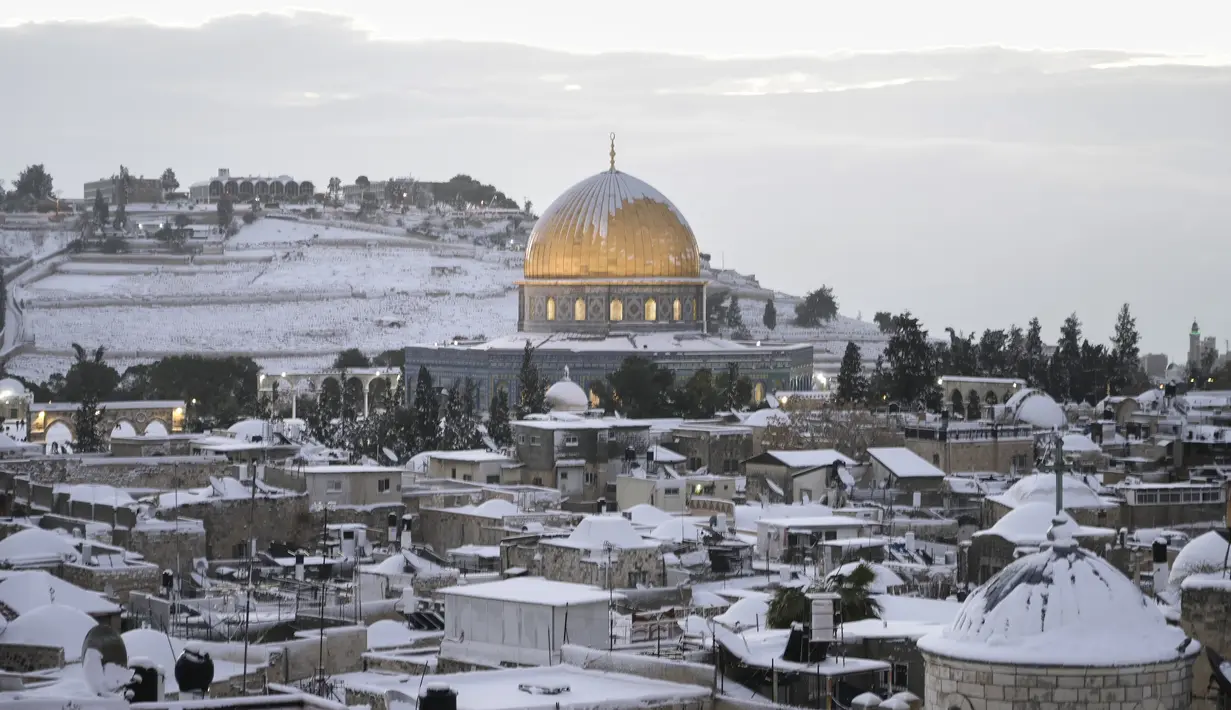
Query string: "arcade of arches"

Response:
xmin=258 ymin=369 xmax=402 ymax=418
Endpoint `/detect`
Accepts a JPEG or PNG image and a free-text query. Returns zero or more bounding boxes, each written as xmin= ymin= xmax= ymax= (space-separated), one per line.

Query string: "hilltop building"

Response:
xmin=82 ymin=176 xmax=163 ymax=204
xmin=403 ymin=139 xmax=813 ymax=409
xmin=189 ymin=169 xmax=315 ymax=203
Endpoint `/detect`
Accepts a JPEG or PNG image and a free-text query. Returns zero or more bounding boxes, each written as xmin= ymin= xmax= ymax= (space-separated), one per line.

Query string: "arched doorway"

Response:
xmin=112 ymin=421 xmax=136 ymax=438
xmin=46 ymin=421 xmax=73 ymax=447
xmin=145 ymin=420 xmax=169 ymax=437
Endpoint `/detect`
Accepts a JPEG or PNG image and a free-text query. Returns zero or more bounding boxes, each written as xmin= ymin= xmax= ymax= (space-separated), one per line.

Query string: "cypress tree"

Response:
xmin=411 ymin=366 xmax=439 ymax=452
xmin=515 ymin=342 xmax=545 ymax=417
xmin=835 ymin=341 xmax=868 ymax=403
xmin=488 ymin=387 xmax=513 ymax=447
xmin=762 ymin=299 xmax=777 ymax=330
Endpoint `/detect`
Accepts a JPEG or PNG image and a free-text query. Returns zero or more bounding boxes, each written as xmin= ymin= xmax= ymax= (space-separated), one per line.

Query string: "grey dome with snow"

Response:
xmin=544 ymin=368 xmax=588 ymax=412
xmin=1002 ymin=388 xmax=1066 ymax=429
xmin=1168 ymin=530 xmax=1231 ymax=590
xmin=918 ymin=537 xmax=1193 ymax=666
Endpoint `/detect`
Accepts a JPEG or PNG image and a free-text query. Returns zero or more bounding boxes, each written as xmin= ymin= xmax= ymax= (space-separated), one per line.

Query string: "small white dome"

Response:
xmin=0 ymin=378 xmax=26 ymax=396
xmin=1169 ymin=531 xmax=1231 ymax=590
xmin=545 ymin=368 xmax=589 ymax=412
xmin=1004 ymin=388 xmax=1066 ymax=429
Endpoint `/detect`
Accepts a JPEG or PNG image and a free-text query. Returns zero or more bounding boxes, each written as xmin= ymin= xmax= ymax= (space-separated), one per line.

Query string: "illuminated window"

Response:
xmin=691 ymin=300 xmax=697 ymax=320
xmin=610 ymin=298 xmax=624 ymax=321
xmin=546 ymin=297 xmax=556 ymax=321
xmin=673 ymin=299 xmax=682 ymax=321
xmin=645 ymin=298 xmax=657 ymax=321
xmin=753 ymin=382 xmax=764 ymax=403
xmin=574 ymin=298 xmax=586 ymax=321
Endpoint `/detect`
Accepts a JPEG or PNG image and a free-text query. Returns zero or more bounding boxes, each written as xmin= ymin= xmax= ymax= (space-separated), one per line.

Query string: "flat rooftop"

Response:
xmin=438 ymin=577 xmax=620 ymax=606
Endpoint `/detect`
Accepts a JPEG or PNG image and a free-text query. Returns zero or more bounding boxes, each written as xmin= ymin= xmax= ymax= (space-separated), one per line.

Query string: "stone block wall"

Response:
xmin=121 ymin=523 xmax=208 ymax=579
xmin=921 ymin=650 xmax=1194 ymax=710
xmin=538 ymin=543 xmax=664 ymax=588
xmin=1181 ymin=582 xmax=1231 ymax=710
xmin=9 ymin=457 xmax=225 ymax=489
xmin=0 ymin=643 xmax=64 ymax=671
xmin=267 ymin=626 xmax=367 ymax=683
xmin=57 ymin=561 xmax=161 ymax=602
xmin=165 ymin=493 xmax=311 ymax=559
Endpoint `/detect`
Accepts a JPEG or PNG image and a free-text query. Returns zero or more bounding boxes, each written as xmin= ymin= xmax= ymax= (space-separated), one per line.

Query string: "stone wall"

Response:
xmin=414 ymin=507 xmax=573 ymax=556
xmin=6 ymin=456 xmax=226 ymax=489
xmin=0 ymin=643 xmax=64 ymax=671
xmin=538 ymin=543 xmax=665 ymax=588
xmin=162 ymin=493 xmax=311 ymax=559
xmin=921 ymin=649 xmax=1194 ymax=710
xmin=121 ymin=522 xmax=209 ymax=579
xmin=265 ymin=626 xmax=367 ymax=683
xmin=57 ymin=561 xmax=161 ymax=602
xmin=1181 ymin=582 xmax=1231 ymax=710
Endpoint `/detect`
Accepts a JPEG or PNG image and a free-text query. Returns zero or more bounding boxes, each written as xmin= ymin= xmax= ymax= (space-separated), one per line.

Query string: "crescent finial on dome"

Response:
xmin=609 ymin=132 xmax=617 ymax=171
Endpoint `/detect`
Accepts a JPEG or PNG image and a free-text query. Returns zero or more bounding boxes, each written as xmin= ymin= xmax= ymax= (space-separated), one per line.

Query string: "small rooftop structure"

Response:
xmin=746 ymin=449 xmax=856 ymax=469
xmin=987 ymin=473 xmax=1116 ymax=510
xmin=974 ymin=502 xmax=1115 ymax=546
xmin=544 ymin=515 xmax=657 ymax=550
xmin=867 ymin=447 xmax=944 ymax=479
xmin=1002 ymin=388 xmax=1066 ymax=429
xmin=439 ymin=577 xmax=616 ymax=606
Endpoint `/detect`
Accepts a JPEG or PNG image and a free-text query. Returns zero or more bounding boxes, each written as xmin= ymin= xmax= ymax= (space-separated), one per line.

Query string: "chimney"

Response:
xmin=295 ymin=551 xmax=305 ymax=581
xmin=596 ymin=498 xmax=607 ymax=515
xmin=401 ymin=515 xmax=415 ymax=550
xmin=715 ymin=514 xmax=728 ymax=535
xmin=904 ymin=531 xmax=916 ymax=553
xmin=387 ymin=513 xmax=399 ymax=548
xmin=1152 ymin=538 xmax=1170 ymax=590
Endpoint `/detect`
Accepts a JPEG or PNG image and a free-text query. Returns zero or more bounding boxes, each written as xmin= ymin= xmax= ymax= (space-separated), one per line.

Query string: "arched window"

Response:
xmin=574 ymin=298 xmax=586 ymax=321
xmin=691 ymin=300 xmax=697 ymax=320
xmin=610 ymin=298 xmax=624 ymax=321
xmin=546 ymin=297 xmax=556 ymax=321
xmin=645 ymin=298 xmax=657 ymax=321
xmin=673 ymin=298 xmax=682 ymax=321
xmin=753 ymin=382 xmax=765 ymax=404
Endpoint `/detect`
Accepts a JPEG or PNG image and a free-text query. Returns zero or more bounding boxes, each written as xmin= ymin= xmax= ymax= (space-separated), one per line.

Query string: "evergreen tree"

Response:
xmin=1051 ymin=313 xmax=1083 ymax=401
xmin=726 ymin=295 xmax=744 ymax=331
xmin=1022 ymin=317 xmax=1048 ymax=388
xmin=439 ymin=379 xmax=483 ymax=451
xmin=92 ymin=189 xmax=108 ymax=230
xmin=515 ymin=342 xmax=546 ymax=417
xmin=794 ymin=286 xmax=839 ymax=327
xmin=762 ymin=299 xmax=777 ymax=330
xmin=716 ymin=362 xmax=753 ymax=411
xmin=1109 ymin=303 xmax=1142 ymax=395
xmin=944 ymin=328 xmax=977 ymax=376
xmin=1004 ymin=325 xmax=1025 ymax=382
xmin=966 ymin=389 xmax=983 ymax=420
xmin=160 ymin=168 xmax=179 ymax=195
xmin=868 ymin=354 xmax=888 ymax=403
xmin=69 ymin=344 xmax=111 ymax=452
xmin=976 ymin=329 xmax=1008 ymax=376
xmin=884 ymin=312 xmax=937 ymax=407
xmin=411 ymin=366 xmax=440 ymax=452
xmin=835 ymin=341 xmax=868 ymax=403
xmin=606 ymin=357 xmax=676 ymax=418
xmin=113 ymin=166 xmax=130 ymax=230
xmin=488 ymin=387 xmax=513 ymax=447
xmin=873 ymin=312 xmax=894 ymax=334
xmin=0 ymin=267 xmax=5 ymax=332
xmin=678 ymin=368 xmax=719 ymax=418
xmin=1079 ymin=340 xmax=1111 ymax=404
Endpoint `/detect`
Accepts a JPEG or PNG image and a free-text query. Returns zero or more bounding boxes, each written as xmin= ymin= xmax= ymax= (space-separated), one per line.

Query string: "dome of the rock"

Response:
xmin=524 ymin=169 xmax=700 ymax=280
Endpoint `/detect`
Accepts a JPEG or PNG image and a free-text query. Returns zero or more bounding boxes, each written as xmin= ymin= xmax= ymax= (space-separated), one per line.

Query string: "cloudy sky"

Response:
xmin=3 ymin=3 xmax=1229 ymax=359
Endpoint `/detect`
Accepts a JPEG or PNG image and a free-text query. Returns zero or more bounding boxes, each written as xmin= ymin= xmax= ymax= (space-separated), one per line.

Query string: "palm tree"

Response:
xmin=823 ymin=562 xmax=883 ymax=622
xmin=72 ymin=342 xmax=106 ymax=365
xmin=767 ymin=587 xmax=810 ymax=629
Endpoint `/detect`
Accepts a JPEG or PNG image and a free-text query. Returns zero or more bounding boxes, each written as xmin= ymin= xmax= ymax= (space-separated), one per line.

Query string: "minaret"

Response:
xmin=1189 ymin=318 xmax=1201 ymax=366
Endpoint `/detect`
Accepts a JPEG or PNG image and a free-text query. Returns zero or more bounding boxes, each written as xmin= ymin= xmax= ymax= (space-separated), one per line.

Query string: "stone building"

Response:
xmin=403 ymin=144 xmax=814 ymax=411
xmin=668 ymin=423 xmax=753 ymax=475
xmin=962 ymin=502 xmax=1116 ymax=586
xmin=415 ymin=498 xmax=576 ymax=558
xmin=743 ymin=449 xmax=855 ymax=503
xmin=938 ymin=376 xmax=1026 ymax=412
xmin=538 ymin=515 xmax=665 ymax=588
xmin=426 ymin=451 xmax=519 ymax=485
xmin=918 ymin=521 xmax=1198 ymax=710
xmin=1179 ymin=560 xmax=1231 ymax=710
xmin=903 ymin=421 xmax=1035 ymax=475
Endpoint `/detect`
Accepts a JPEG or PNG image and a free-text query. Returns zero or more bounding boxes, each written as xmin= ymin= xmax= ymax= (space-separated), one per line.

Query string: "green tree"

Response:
xmin=822 ymin=562 xmax=883 ymax=622
xmin=1109 ymin=303 xmax=1143 ymax=395
xmin=373 ymin=349 xmax=406 ymax=369
xmin=794 ymin=286 xmax=838 ymax=327
xmin=725 ymin=295 xmax=744 ymax=331
xmin=217 ymin=196 xmax=235 ymax=230
xmin=439 ymin=378 xmax=483 ymax=451
xmin=333 ymin=348 xmax=372 ymax=369
xmin=93 ymin=189 xmax=109 ymax=231
xmin=762 ymin=299 xmax=777 ymax=330
xmin=966 ymin=389 xmax=982 ymax=420
xmin=113 ymin=166 xmax=131 ymax=229
xmin=835 ymin=341 xmax=868 ymax=403
xmin=160 ymin=168 xmax=179 ymax=195
xmin=873 ymin=311 xmax=894 ymax=333
xmin=606 ymin=357 xmax=676 ymax=418
xmin=68 ymin=344 xmax=112 ymax=452
xmin=1022 ymin=317 xmax=1048 ymax=388
xmin=884 ymin=312 xmax=937 ymax=407
xmin=1049 ymin=313 xmax=1083 ymax=401
xmin=0 ymin=268 xmax=6 ymax=332
xmin=14 ymin=164 xmax=54 ymax=201
xmin=488 ymin=387 xmax=513 ymax=447
xmin=356 ymin=175 xmax=371 ymax=190
xmin=412 ymin=366 xmax=440 ymax=451
xmin=716 ymin=362 xmax=753 ymax=411
xmin=327 ymin=177 xmax=342 ymax=204
xmin=678 ymin=368 xmax=719 ymax=418
xmin=515 ymin=342 xmax=546 ymax=417
xmin=705 ymin=293 xmax=729 ymax=333
xmin=767 ymin=587 xmax=809 ymax=629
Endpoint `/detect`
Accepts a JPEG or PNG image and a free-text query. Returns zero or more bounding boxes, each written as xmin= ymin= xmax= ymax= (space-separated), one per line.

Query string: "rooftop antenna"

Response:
xmin=1053 ymin=431 xmax=1065 ymax=516
xmin=609 ymin=133 xmax=617 ymax=172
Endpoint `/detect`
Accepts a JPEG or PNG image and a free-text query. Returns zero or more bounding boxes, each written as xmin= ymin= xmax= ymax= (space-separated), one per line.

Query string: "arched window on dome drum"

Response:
xmin=673 ymin=299 xmax=682 ymax=321
xmin=574 ymin=298 xmax=586 ymax=321
xmin=546 ymin=297 xmax=556 ymax=321
xmin=645 ymin=298 xmax=657 ymax=321
xmin=753 ymin=382 xmax=764 ymax=405
xmin=610 ymin=298 xmax=624 ymax=321
xmin=691 ymin=300 xmax=697 ymax=320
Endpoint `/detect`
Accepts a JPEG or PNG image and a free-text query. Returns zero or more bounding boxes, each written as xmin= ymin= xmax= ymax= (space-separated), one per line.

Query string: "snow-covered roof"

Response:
xmin=713 ymin=596 xmax=769 ymax=631
xmin=53 ymin=484 xmax=136 ymax=507
xmin=0 ymin=570 xmax=120 ymax=616
xmin=2 ymin=604 xmax=98 ymax=661
xmin=741 ymin=408 xmax=790 ymax=428
xmin=1169 ymin=531 xmax=1231 ymax=591
xmin=757 ymin=515 xmax=867 ymax=530
xmin=1061 ymin=433 xmax=1102 ymax=453
xmin=427 ymin=450 xmax=512 ymax=463
xmin=448 ymin=498 xmax=519 ymax=519
xmin=1003 ymin=388 xmax=1066 ymax=429
xmin=758 ymin=449 xmax=856 ymax=468
xmin=367 ymin=619 xmax=438 ymax=650
xmin=918 ymin=541 xmax=1195 ymax=666
xmin=439 ymin=577 xmax=618 ymax=606
xmin=647 ymin=518 xmax=704 ymax=543
xmin=0 ymin=528 xmax=81 ymax=564
xmin=547 ymin=515 xmax=657 ymax=550
xmin=620 ymin=504 xmax=674 ymax=527
xmin=733 ymin=502 xmax=834 ymax=531
xmin=649 ymin=445 xmax=687 ymax=464
xmin=974 ymin=502 xmax=1115 ymax=545
xmin=826 ymin=563 xmax=905 ymax=594
xmin=121 ymin=629 xmax=250 ymax=694
xmin=987 ymin=473 xmax=1116 ymax=510
xmin=867 ymin=447 xmax=944 ymax=479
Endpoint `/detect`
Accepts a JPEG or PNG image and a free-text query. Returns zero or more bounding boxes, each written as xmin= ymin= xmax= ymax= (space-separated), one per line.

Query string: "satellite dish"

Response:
xmin=81 ymin=625 xmax=131 ymax=696
xmin=382 ymin=447 xmax=399 ymax=464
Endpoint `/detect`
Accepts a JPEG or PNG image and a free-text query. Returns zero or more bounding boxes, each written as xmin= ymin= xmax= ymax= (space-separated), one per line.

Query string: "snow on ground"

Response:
xmin=1 ymin=230 xmax=76 ymax=263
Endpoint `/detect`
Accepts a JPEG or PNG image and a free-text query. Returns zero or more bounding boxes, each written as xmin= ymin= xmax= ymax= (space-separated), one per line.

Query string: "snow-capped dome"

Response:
xmin=0 ymin=527 xmax=80 ymax=564
xmin=989 ymin=473 xmax=1113 ymax=510
xmin=918 ymin=534 xmax=1193 ymax=666
xmin=713 ymin=597 xmax=769 ymax=631
xmin=545 ymin=368 xmax=589 ymax=413
xmin=979 ymin=502 xmax=1081 ymax=545
xmin=1061 ymin=433 xmax=1101 ymax=453
xmin=826 ymin=562 xmax=905 ymax=594
xmin=648 ymin=518 xmax=704 ymax=543
xmin=228 ymin=418 xmax=273 ymax=442
xmin=1003 ymin=388 xmax=1066 ymax=429
xmin=622 ymin=504 xmax=674 ymax=527
xmin=0 ymin=378 xmax=26 ymax=396
xmin=555 ymin=515 xmax=655 ymax=550
xmin=0 ymin=571 xmax=120 ymax=616
xmin=3 ymin=604 xmax=98 ymax=661
xmin=1169 ymin=531 xmax=1231 ymax=590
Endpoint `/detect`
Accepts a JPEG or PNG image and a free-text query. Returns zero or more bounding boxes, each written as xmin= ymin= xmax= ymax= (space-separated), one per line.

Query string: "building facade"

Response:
xmin=83 ymin=177 xmax=163 ymax=204
xmin=404 ymin=143 xmax=813 ymax=410
xmin=189 ymin=169 xmax=315 ymax=203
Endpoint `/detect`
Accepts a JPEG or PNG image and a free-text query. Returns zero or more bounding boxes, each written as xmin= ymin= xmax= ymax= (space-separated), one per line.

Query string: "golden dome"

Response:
xmin=524 ymin=169 xmax=701 ymax=280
